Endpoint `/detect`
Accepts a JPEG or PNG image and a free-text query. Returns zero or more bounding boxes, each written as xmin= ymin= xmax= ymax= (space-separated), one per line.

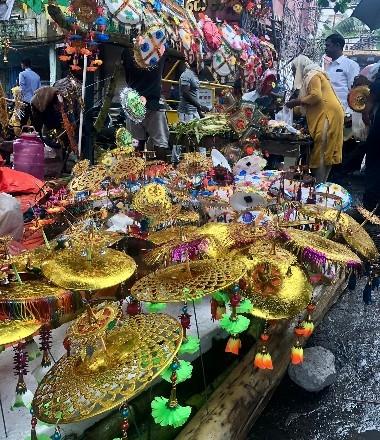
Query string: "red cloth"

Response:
xmin=0 ymin=167 xmax=44 ymax=194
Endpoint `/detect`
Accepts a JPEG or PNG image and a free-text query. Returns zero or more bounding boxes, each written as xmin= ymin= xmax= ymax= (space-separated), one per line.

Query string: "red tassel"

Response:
xmin=225 ymin=336 xmax=241 ymax=355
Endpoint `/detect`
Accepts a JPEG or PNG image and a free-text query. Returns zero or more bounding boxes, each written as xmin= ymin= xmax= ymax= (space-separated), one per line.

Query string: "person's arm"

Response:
xmin=19 ymin=72 xmax=25 ymax=91
xmin=286 ymin=75 xmax=322 ymax=108
xmin=180 ymin=78 xmax=208 ymax=112
xmin=347 ymin=60 xmax=360 ymax=90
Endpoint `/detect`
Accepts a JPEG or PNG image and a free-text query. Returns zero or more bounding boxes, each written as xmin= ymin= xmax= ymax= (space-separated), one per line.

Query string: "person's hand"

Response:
xmin=285 ymin=99 xmax=301 ymax=109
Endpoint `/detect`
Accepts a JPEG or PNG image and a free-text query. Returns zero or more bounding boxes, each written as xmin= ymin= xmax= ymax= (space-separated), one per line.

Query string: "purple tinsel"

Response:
xmin=171 ymin=238 xmax=208 ymax=262
xmin=347 ymin=260 xmax=362 ymax=270
xmin=303 ymin=247 xmax=327 ymax=267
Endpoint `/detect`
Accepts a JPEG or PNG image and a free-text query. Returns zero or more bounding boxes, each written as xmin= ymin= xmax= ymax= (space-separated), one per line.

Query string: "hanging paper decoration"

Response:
xmin=197 ymin=14 xmax=222 ymax=52
xmin=134 ymin=25 xmax=167 ymax=69
xmin=161 ymin=359 xmax=193 ymax=384
xmin=219 ymin=23 xmax=243 ymax=52
xmin=105 ymin=0 xmax=143 ymax=26
xmin=120 ymin=87 xmax=147 ymax=123
xmin=57 ymin=0 xmax=109 ymax=72
xmin=212 ymin=45 xmax=236 ymax=80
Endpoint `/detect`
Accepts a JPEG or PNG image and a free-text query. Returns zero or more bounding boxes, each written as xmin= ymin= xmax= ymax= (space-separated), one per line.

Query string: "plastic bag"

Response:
xmin=0 ymin=193 xmax=23 ymax=241
xmin=275 ymin=106 xmax=293 ymax=125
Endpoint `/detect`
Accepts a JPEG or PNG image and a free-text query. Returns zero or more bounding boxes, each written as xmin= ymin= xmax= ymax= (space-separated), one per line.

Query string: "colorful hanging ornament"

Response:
xmin=134 ymin=26 xmax=167 ymax=69
xmin=220 ymin=286 xmax=250 ymax=355
xmin=178 ymin=302 xmax=200 ymax=355
xmin=119 ymin=402 xmax=129 ymax=440
xmin=32 ymin=325 xmax=53 ymax=383
xmin=291 ymin=341 xmax=304 ymax=365
xmin=161 ymin=359 xmax=193 ymax=384
xmin=120 ymin=87 xmax=147 ymax=123
xmin=151 ymin=359 xmax=191 ymax=428
xmin=254 ymin=329 xmax=273 ymax=370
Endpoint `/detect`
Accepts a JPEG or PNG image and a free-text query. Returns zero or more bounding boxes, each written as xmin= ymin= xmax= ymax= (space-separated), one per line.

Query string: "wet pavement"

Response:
xmin=250 ymin=174 xmax=380 ymax=440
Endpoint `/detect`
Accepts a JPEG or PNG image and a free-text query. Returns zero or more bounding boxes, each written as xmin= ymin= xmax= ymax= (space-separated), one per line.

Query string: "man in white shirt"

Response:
xmin=324 ymin=34 xmax=360 ymax=113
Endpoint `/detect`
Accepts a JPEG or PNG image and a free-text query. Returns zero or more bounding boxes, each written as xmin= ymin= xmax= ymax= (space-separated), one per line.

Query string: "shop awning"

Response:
xmin=351 ymin=0 xmax=380 ymax=30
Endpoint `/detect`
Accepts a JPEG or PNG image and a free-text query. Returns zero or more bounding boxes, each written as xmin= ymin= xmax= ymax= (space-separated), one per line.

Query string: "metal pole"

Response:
xmin=78 ymin=54 xmax=88 ymax=158
xmin=0 ymin=393 xmax=7 ymax=438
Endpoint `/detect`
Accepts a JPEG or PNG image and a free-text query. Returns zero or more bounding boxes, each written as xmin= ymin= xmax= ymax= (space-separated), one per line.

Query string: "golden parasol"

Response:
xmin=246 ymin=257 xmax=312 ymax=320
xmin=0 ymin=280 xmax=75 ymax=322
xmin=282 ymin=228 xmax=362 ymax=268
xmin=66 ymin=301 xmax=120 ymax=350
xmin=32 ymin=313 xmax=183 ymax=424
xmin=246 ymin=239 xmax=297 ymax=266
xmin=131 ymin=259 xmax=247 ymax=302
xmin=322 ymin=210 xmax=378 ymax=260
xmin=42 ymin=248 xmax=136 ymax=290
xmin=0 ymin=319 xmax=41 ymax=346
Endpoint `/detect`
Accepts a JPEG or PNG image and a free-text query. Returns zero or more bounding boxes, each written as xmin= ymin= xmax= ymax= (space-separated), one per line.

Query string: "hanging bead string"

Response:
xmin=39 ymin=325 xmax=52 ymax=368
xmin=119 ymin=402 xmax=129 ymax=439
xmin=13 ymin=342 xmax=28 ymax=395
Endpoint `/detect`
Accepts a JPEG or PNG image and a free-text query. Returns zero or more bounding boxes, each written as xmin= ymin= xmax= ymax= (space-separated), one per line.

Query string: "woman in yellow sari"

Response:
xmin=286 ymin=55 xmax=344 ymax=183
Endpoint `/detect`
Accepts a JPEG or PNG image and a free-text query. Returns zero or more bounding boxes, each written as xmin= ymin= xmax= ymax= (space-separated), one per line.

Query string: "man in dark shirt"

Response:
xmin=363 ymin=68 xmax=380 ymax=213
xmin=122 ymin=48 xmax=170 ymax=160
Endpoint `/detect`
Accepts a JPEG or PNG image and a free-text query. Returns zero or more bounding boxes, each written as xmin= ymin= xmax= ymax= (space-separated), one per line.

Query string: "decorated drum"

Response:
xmin=134 ymin=26 xmax=167 ymax=68
xmin=212 ymin=44 xmax=236 ymax=78
xmin=106 ymin=0 xmax=143 ymax=26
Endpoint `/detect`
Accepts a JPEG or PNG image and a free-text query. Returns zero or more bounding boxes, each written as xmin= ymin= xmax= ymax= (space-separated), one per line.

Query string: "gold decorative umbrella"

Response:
xmin=147 ymin=227 xmax=199 ymax=246
xmin=42 ymin=248 xmax=136 ymax=290
xmin=132 ymin=183 xmax=181 ymax=224
xmin=66 ymin=301 xmax=120 ymax=348
xmin=131 ymin=259 xmax=247 ymax=302
xmin=322 ymin=210 xmax=378 ymax=260
xmin=246 ymin=257 xmax=312 ymax=320
xmin=283 ymin=228 xmax=362 ymax=268
xmin=32 ymin=313 xmax=182 ymax=424
xmin=0 ymin=280 xmax=74 ymax=322
xmin=246 ymin=239 xmax=297 ymax=266
xmin=0 ymin=319 xmax=41 ymax=346
xmin=177 ymin=152 xmax=212 ymax=175
xmin=68 ymin=165 xmax=109 ymax=193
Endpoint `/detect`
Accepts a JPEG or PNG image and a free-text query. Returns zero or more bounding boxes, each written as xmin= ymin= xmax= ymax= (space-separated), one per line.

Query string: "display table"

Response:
xmin=260 ymin=137 xmax=313 ymax=164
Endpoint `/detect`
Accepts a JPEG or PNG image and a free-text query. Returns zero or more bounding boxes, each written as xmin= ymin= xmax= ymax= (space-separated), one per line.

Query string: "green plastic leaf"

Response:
xmin=146 ymin=302 xmax=167 ymax=313
xmin=220 ymin=313 xmax=250 ymax=335
xmin=237 ymin=298 xmax=253 ymax=313
xmin=179 ymin=335 xmax=200 ymax=355
xmin=212 ymin=291 xmax=229 ymax=303
xmin=161 ymin=360 xmax=193 ymax=384
xmin=151 ymin=396 xmax=191 ymax=428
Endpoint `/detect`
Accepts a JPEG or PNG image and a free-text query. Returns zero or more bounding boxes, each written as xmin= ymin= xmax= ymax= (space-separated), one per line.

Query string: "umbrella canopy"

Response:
xmin=352 ymin=0 xmax=380 ymax=30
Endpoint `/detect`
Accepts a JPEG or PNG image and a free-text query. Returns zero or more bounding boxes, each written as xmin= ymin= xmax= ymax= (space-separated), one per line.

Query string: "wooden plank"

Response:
xmin=176 ymin=277 xmax=347 ymax=440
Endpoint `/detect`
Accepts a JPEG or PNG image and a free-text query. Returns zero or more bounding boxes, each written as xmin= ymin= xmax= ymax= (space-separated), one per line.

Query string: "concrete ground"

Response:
xmin=250 ymin=173 xmax=380 ymax=440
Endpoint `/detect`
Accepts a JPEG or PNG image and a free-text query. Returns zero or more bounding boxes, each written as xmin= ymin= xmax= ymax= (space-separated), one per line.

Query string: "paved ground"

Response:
xmin=250 ymin=174 xmax=380 ymax=440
